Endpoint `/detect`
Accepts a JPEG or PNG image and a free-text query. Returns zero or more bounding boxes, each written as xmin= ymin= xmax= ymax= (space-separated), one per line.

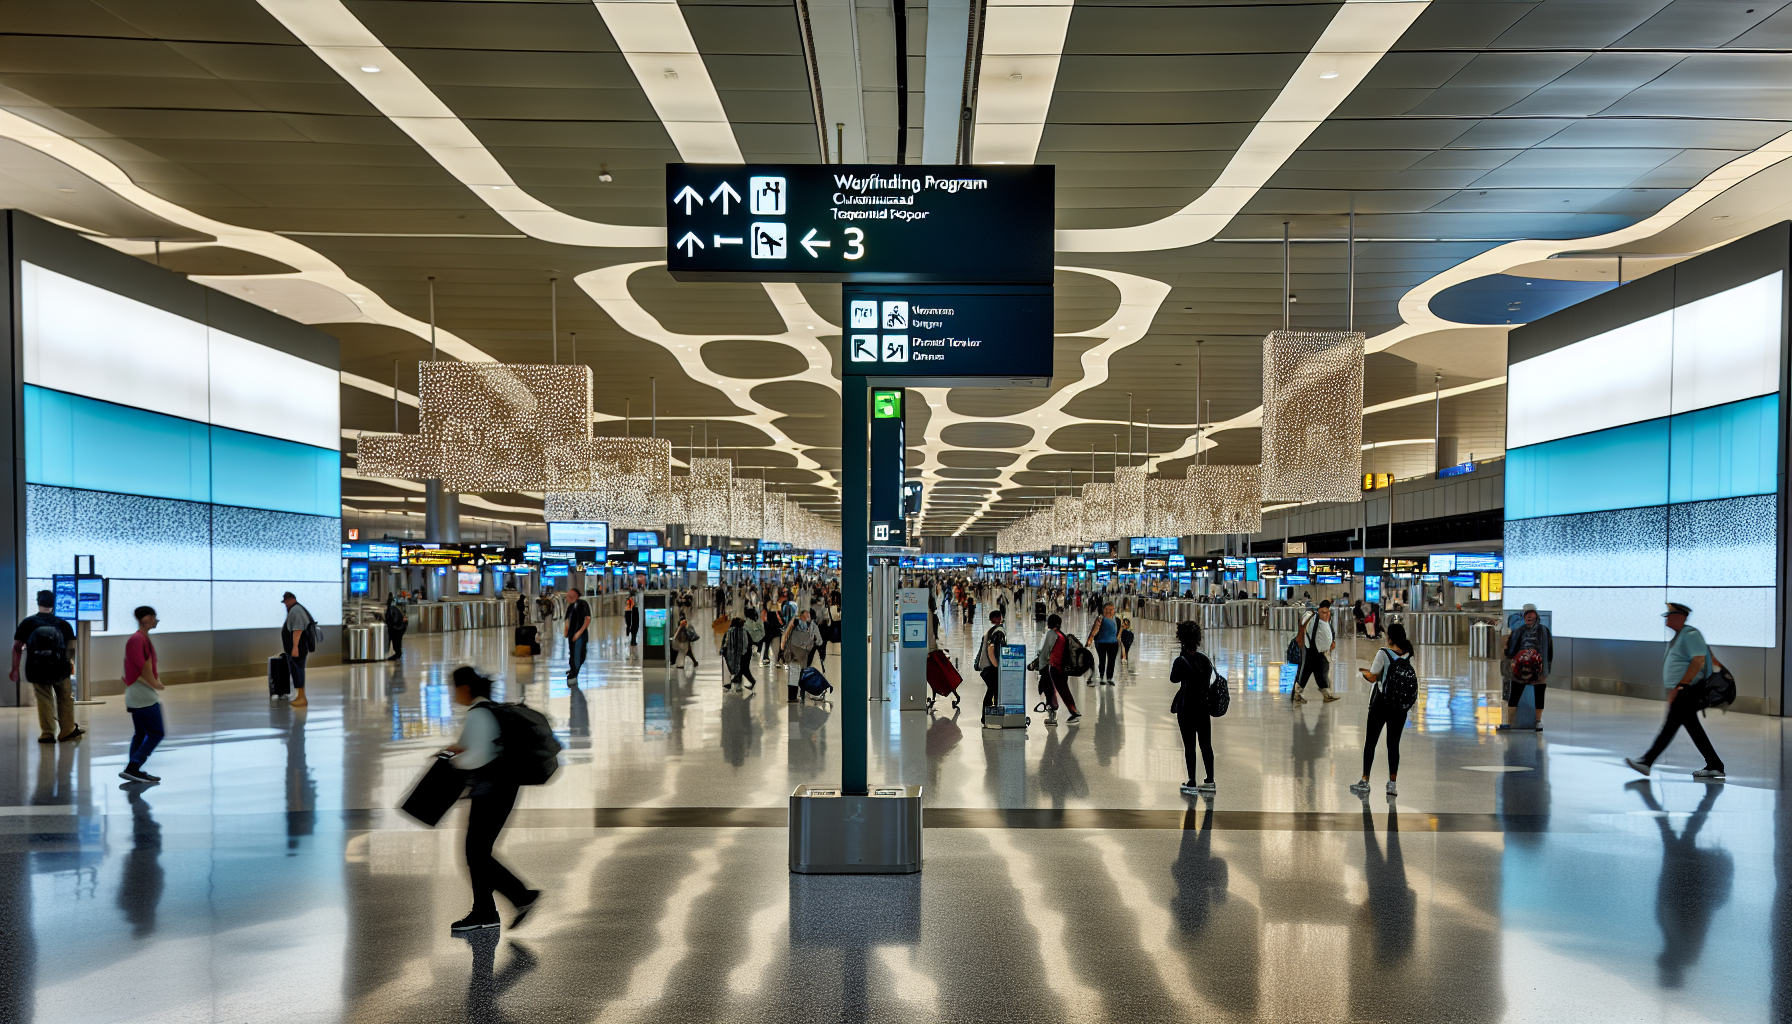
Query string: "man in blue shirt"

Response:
xmin=1627 ymin=603 xmax=1726 ymax=780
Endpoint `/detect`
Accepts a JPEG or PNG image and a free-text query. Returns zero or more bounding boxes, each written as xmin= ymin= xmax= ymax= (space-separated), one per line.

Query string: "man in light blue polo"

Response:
xmin=1627 ymin=602 xmax=1726 ymax=780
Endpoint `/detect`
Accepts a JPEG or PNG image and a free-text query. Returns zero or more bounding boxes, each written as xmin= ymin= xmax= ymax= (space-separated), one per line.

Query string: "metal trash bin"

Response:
xmin=1469 ymin=621 xmax=1497 ymax=658
xmin=344 ymin=622 xmax=386 ymax=662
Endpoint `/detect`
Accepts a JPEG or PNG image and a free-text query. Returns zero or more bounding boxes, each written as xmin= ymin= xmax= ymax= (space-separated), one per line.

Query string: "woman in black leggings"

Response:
xmin=1351 ymin=623 xmax=1415 ymax=798
xmin=1172 ymin=620 xmax=1215 ymax=794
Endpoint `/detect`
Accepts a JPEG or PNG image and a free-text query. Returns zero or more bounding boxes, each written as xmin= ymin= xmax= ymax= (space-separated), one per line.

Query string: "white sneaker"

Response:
xmin=1348 ymin=780 xmax=1370 ymax=794
xmin=1179 ymin=783 xmax=1201 ymax=796
xmin=1385 ymin=780 xmax=1398 ymax=796
xmin=1196 ymin=780 xmax=1215 ymax=792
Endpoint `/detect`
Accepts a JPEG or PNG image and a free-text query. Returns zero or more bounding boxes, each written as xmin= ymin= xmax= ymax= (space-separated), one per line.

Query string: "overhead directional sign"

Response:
xmin=665 ymin=164 xmax=1053 ymax=283
xmin=842 ymin=284 xmax=1053 ymax=386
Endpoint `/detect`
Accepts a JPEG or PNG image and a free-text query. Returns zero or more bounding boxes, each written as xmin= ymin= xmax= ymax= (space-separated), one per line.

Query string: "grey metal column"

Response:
xmin=425 ymin=481 xmax=460 ymax=542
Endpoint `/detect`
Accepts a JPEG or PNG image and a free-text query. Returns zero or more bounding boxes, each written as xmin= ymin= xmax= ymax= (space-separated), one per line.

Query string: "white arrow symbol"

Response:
xmin=672 ymin=185 xmax=702 ymax=215
xmin=709 ymin=181 xmax=741 ymax=214
xmin=714 ymin=235 xmax=743 ymax=246
xmin=800 ymin=228 xmax=831 ymax=258
xmin=676 ymin=232 xmax=704 ymax=257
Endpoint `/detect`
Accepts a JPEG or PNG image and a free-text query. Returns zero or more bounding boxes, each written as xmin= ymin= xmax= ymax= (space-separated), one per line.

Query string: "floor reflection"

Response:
xmin=1630 ymin=780 xmax=1734 ymax=988
xmin=115 ymin=785 xmax=163 ymax=938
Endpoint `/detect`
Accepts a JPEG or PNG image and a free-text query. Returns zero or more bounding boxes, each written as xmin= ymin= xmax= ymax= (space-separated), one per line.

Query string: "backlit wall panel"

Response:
xmin=21 ymin=263 xmax=341 ymax=637
xmin=1506 ymin=260 xmax=1782 ymax=649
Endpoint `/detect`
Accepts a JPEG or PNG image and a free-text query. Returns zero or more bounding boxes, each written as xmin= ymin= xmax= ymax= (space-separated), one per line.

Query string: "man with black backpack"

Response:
xmin=12 ymin=589 xmax=79 ymax=743
xmin=976 ymin=610 xmax=1007 ymax=709
xmin=1628 ymin=603 xmax=1728 ymax=781
xmin=281 ymin=592 xmax=318 ymax=708
xmin=446 ymin=666 xmax=555 ymax=933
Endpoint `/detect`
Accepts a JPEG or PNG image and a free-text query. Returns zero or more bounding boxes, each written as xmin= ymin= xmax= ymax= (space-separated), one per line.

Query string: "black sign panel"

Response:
xmin=665 ymin=164 xmax=1053 ymax=283
xmin=841 ymin=284 xmax=1053 ymax=386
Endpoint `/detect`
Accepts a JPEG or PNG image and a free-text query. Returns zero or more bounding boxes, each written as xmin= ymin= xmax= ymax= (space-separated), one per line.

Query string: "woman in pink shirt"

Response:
xmin=120 ymin=606 xmax=165 ymax=784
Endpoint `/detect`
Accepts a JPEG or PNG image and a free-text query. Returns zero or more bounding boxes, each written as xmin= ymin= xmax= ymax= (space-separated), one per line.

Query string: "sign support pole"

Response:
xmin=841 ymin=374 xmax=869 ymax=796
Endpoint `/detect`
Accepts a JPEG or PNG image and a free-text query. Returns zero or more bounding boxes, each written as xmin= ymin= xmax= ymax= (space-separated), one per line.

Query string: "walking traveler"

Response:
xmin=1498 ymin=603 xmax=1553 ymax=731
xmin=1119 ymin=617 xmax=1135 ymax=670
xmin=976 ymin=610 xmax=1007 ymax=709
xmin=780 ymin=608 xmax=819 ymax=671
xmin=1627 ymin=603 xmax=1727 ymax=780
xmin=564 ymin=588 xmax=592 ymax=684
xmin=1171 ymin=620 xmax=1216 ymax=794
xmin=744 ymin=607 xmax=766 ymax=664
xmin=623 ymin=593 xmax=639 ymax=646
xmin=120 ymin=606 xmax=165 ymax=783
xmin=1030 ymin=614 xmax=1081 ymax=725
xmin=1292 ymin=600 xmax=1340 ymax=704
xmin=722 ymin=617 xmax=755 ymax=691
xmin=12 ymin=589 xmax=79 ymax=743
xmin=760 ymin=602 xmax=784 ymax=663
xmin=1088 ymin=603 xmax=1121 ymax=684
xmin=671 ymin=614 xmax=700 ymax=670
xmin=445 ymin=666 xmax=542 ymax=933
xmin=384 ymin=594 xmax=408 ymax=661
xmin=1350 ymin=623 xmax=1416 ymax=797
xmin=281 ymin=592 xmax=317 ymax=708
xmin=515 ymin=590 xmax=527 ymax=627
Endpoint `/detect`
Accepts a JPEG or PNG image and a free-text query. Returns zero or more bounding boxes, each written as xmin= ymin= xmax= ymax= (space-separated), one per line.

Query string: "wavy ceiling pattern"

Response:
xmin=6 ymin=0 xmax=1792 ymax=536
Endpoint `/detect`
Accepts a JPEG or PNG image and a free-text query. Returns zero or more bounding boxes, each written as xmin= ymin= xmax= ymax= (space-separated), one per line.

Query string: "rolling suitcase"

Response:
xmin=926 ymin=649 xmax=963 ymax=710
xmin=399 ymin=753 xmax=467 ymax=826
xmin=268 ymin=655 xmax=290 ymax=698
xmin=515 ymin=624 xmax=539 ymax=657
xmin=797 ymin=666 xmax=833 ymax=702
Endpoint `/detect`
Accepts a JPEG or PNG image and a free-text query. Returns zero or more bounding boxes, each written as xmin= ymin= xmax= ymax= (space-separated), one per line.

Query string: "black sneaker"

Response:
xmin=1067 ymin=713 xmax=1082 ymax=723
xmin=118 ymin=768 xmax=159 ymax=784
xmin=450 ymin=911 xmax=501 ymax=933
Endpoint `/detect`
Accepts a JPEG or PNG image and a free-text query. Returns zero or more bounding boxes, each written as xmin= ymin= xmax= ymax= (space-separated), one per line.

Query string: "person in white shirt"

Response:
xmin=445 ymin=667 xmax=540 ymax=933
xmin=1292 ymin=600 xmax=1340 ymax=704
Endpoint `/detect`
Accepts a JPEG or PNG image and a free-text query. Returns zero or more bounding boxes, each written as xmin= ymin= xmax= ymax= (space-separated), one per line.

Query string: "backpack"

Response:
xmin=1285 ymin=615 xmax=1312 ymax=665
xmin=1697 ymin=657 xmax=1737 ymax=711
xmin=973 ymin=627 xmax=1001 ymax=672
xmin=23 ymin=622 xmax=69 ymax=684
xmin=1062 ymin=633 xmax=1094 ymax=677
xmin=1376 ymin=649 xmax=1419 ymax=712
xmin=485 ymin=701 xmax=562 ymax=786
xmin=1172 ymin=654 xmax=1229 ymax=717
xmin=1510 ymin=646 xmax=1543 ymax=683
xmin=295 ymin=604 xmax=321 ymax=652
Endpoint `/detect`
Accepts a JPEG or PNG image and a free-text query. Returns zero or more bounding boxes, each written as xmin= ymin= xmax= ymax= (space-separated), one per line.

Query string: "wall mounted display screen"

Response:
xmin=21 ymin=262 xmax=340 ymax=635
xmin=348 ymin=561 xmax=369 ymax=594
xmin=650 ymin=547 xmax=665 ymax=564
xmin=1505 ymin=261 xmax=1783 ymax=646
xmin=548 ymin=521 xmax=609 ymax=549
xmin=368 ymin=542 xmax=401 ymax=563
xmin=626 ymin=530 xmax=659 ymax=548
xmin=1130 ymin=537 xmax=1179 ymax=555
xmin=525 ymin=542 xmax=542 ymax=563
xmin=457 ymin=571 xmax=481 ymax=595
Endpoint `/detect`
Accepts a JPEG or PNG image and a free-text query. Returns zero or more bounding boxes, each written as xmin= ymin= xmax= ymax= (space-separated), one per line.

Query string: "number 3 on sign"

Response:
xmin=843 ymin=227 xmax=865 ymax=261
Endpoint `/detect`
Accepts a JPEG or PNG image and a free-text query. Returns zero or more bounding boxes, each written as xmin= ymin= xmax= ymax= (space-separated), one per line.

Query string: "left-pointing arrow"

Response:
xmin=676 ymin=232 xmax=704 ymax=257
xmin=800 ymin=228 xmax=832 ymax=258
xmin=673 ymin=185 xmax=703 ymax=215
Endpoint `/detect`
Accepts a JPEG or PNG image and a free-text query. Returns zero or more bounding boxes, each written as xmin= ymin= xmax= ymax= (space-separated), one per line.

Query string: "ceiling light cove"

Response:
xmin=1054 ymin=0 xmax=1431 ymax=253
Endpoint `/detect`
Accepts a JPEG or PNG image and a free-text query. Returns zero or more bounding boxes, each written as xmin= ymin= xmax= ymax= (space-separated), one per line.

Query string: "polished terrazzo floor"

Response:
xmin=3 ymin=608 xmax=1787 ymax=1022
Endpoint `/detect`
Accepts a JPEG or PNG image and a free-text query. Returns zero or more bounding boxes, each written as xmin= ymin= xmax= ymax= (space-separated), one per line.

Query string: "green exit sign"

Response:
xmin=873 ymin=390 xmax=902 ymax=419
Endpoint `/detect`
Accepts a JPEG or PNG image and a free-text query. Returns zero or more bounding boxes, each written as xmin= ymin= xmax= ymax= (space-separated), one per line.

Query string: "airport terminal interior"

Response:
xmin=5 ymin=0 xmax=1792 ymax=1021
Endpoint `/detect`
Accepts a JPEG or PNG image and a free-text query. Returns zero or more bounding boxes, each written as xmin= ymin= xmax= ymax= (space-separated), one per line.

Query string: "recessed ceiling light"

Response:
xmin=1319 ymin=70 xmax=1340 ymax=79
xmin=56 ymin=187 xmax=75 ymax=193
xmin=663 ymin=69 xmax=679 ymax=79
xmin=360 ymin=64 xmax=381 ymax=73
xmin=1712 ymin=215 xmax=1732 ymax=221
xmin=1010 ymin=73 xmax=1024 ymax=82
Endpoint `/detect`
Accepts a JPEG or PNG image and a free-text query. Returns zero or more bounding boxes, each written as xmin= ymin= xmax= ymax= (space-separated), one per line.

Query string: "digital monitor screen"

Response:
xmin=1089 ymin=541 xmax=1109 ymax=554
xmin=1130 ymin=537 xmax=1178 ymax=555
xmin=626 ymin=531 xmax=659 ymax=548
xmin=1365 ymin=577 xmax=1382 ymax=602
xmin=548 ymin=521 xmax=609 ymax=549
xmin=650 ymin=547 xmax=665 ymax=564
xmin=542 ymin=564 xmax=569 ymax=579
xmin=525 ymin=542 xmax=542 ymax=563
xmin=76 ymin=576 xmax=106 ymax=623
xmin=1454 ymin=553 xmax=1503 ymax=571
xmin=1245 ymin=560 xmax=1260 ymax=582
xmin=697 ymin=551 xmax=712 ymax=571
xmin=1168 ymin=554 xmax=1186 ymax=567
xmin=368 ymin=542 xmax=400 ymax=563
xmin=1285 ymin=574 xmax=1311 ymax=584
xmin=340 ymin=542 xmax=369 ymax=559
xmin=52 ymin=575 xmax=76 ymax=619
xmin=1429 ymin=553 xmax=1457 ymax=573
xmin=1447 ymin=571 xmax=1478 ymax=587
xmin=1317 ymin=574 xmax=1343 ymax=584
xmin=348 ymin=560 xmax=369 ymax=594
xmin=457 ymin=571 xmax=482 ymax=595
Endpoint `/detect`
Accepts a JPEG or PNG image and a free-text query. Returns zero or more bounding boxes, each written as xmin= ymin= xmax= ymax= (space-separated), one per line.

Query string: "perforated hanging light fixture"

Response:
xmin=1112 ymin=464 xmax=1148 ymax=538
xmin=1259 ymin=330 xmax=1365 ymax=503
xmin=679 ymin=456 xmax=734 ymax=535
xmin=730 ymin=475 xmax=765 ymax=539
xmin=1187 ymin=464 xmax=1264 ymax=534
xmin=543 ymin=435 xmax=673 ymax=527
xmin=357 ymin=362 xmax=594 ymax=491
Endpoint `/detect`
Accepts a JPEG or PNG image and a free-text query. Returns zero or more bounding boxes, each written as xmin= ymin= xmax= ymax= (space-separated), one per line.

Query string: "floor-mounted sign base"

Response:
xmin=789 ymin=784 xmax=923 ymax=874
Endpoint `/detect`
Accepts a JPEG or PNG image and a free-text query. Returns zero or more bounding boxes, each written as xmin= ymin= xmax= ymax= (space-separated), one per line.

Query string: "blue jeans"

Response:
xmin=128 ymin=703 xmax=165 ymax=766
xmin=567 ymin=635 xmax=589 ymax=680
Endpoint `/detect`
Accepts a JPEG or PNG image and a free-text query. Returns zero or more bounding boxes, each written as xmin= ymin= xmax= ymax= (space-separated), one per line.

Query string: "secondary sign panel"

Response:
xmin=666 ymin=164 xmax=1053 ymax=283
xmin=843 ymin=284 xmax=1053 ymax=386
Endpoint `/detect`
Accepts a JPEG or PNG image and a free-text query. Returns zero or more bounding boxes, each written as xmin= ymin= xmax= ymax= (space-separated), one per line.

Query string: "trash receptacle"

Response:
xmin=1469 ymin=621 xmax=1496 ymax=658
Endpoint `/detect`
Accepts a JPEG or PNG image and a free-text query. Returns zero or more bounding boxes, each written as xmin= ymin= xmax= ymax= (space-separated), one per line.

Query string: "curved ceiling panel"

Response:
xmin=701 ymin=339 xmax=810 ymax=379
